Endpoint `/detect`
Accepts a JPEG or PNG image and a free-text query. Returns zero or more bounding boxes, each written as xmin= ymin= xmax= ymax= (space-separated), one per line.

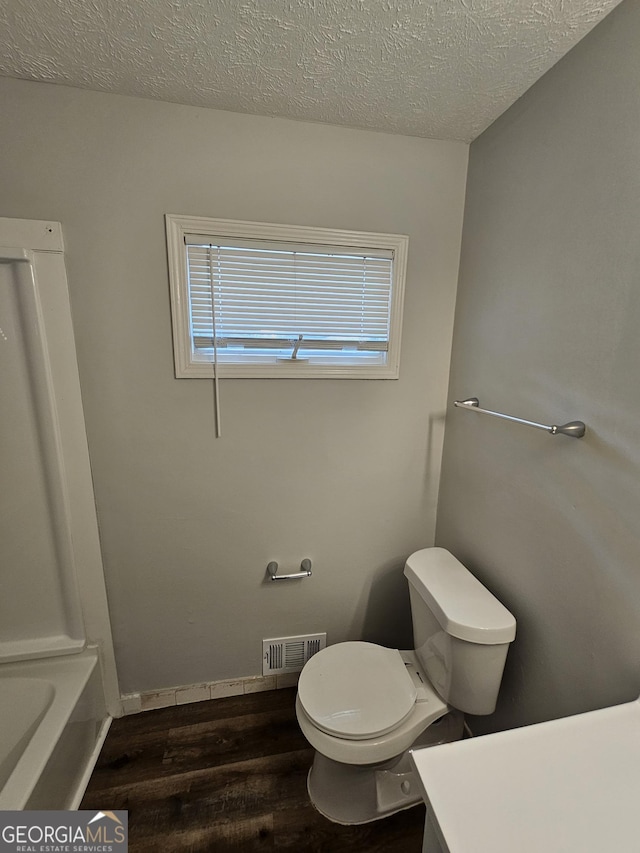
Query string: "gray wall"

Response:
xmin=0 ymin=78 xmax=468 ymax=694
xmin=437 ymin=0 xmax=640 ymax=732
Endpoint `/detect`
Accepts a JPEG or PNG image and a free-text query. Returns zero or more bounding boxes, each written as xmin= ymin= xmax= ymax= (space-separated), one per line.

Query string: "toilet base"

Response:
xmin=306 ymin=711 xmax=464 ymax=825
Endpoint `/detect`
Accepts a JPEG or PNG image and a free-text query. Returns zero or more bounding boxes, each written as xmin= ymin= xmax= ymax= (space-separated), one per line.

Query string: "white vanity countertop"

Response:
xmin=410 ymin=697 xmax=640 ymax=853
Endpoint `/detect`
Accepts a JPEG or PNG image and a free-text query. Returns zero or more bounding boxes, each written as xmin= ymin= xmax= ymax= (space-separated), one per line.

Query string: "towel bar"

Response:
xmin=454 ymin=398 xmax=585 ymax=438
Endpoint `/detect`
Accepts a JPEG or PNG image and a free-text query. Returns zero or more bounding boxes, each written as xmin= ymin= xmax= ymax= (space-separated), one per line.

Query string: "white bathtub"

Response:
xmin=0 ymin=648 xmax=111 ymax=810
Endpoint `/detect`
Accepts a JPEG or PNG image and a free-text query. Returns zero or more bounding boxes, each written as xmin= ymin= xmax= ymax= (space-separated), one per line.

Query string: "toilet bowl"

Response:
xmin=296 ymin=642 xmax=464 ymax=823
xmin=295 ymin=548 xmax=516 ymax=824
xmin=297 ymin=643 xmax=452 ymax=764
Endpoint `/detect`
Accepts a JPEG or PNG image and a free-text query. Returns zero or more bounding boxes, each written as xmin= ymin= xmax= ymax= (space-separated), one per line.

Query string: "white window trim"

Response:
xmin=165 ymin=214 xmax=408 ymax=379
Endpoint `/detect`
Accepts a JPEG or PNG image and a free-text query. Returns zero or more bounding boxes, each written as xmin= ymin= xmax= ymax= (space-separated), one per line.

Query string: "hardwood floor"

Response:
xmin=81 ymin=687 xmax=426 ymax=852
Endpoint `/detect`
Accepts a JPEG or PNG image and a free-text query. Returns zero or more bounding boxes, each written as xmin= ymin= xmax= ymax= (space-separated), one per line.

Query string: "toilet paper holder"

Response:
xmin=267 ymin=559 xmax=312 ymax=581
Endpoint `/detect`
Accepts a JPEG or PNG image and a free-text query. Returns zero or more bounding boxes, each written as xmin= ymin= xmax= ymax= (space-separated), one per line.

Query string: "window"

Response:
xmin=166 ymin=215 xmax=408 ymax=379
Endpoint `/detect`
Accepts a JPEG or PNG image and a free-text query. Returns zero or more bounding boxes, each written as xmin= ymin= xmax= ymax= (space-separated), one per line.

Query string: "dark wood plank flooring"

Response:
xmin=81 ymin=687 xmax=425 ymax=852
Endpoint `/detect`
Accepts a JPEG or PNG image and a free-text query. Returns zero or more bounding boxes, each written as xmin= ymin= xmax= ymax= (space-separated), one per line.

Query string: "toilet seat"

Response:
xmin=297 ymin=642 xmax=417 ymax=740
xmin=295 ymin=649 xmax=453 ymax=766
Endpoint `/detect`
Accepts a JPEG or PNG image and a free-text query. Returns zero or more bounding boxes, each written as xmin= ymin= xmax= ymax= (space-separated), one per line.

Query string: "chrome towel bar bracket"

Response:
xmin=267 ymin=559 xmax=313 ymax=581
xmin=454 ymin=398 xmax=586 ymax=438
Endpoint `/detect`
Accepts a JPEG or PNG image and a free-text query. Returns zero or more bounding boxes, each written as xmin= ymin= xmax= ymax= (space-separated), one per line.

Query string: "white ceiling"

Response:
xmin=0 ymin=0 xmax=623 ymax=143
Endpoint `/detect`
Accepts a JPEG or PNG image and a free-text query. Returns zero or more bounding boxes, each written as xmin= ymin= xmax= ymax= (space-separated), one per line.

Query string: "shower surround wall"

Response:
xmin=1 ymin=234 xmax=85 ymax=660
xmin=0 ymin=79 xmax=468 ymax=695
xmin=436 ymin=0 xmax=640 ymax=733
xmin=0 ymin=216 xmax=118 ymax=808
xmin=0 ymin=217 xmax=119 ymax=713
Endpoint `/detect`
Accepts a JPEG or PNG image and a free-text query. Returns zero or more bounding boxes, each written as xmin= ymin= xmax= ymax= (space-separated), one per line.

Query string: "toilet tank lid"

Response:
xmin=404 ymin=548 xmax=516 ymax=644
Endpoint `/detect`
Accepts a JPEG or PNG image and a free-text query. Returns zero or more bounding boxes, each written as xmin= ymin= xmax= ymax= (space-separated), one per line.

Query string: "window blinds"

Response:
xmin=185 ymin=236 xmax=395 ymax=365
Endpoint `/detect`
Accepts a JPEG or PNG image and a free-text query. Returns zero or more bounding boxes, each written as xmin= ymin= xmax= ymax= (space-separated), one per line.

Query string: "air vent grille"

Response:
xmin=262 ymin=633 xmax=327 ymax=675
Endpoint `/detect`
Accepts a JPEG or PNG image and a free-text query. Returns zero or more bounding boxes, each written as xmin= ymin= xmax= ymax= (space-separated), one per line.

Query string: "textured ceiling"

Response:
xmin=0 ymin=0 xmax=624 ymax=142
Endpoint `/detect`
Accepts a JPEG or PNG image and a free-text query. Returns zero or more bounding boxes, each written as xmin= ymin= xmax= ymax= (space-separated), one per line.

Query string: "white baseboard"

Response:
xmin=120 ymin=671 xmax=299 ymax=715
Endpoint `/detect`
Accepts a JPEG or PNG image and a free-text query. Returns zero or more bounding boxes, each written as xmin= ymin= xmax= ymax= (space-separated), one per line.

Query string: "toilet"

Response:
xmin=295 ymin=547 xmax=517 ymax=825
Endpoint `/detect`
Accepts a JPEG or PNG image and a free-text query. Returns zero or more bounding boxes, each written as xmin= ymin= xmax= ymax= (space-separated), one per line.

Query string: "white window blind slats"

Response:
xmin=186 ymin=240 xmax=395 ymax=361
xmin=188 ymin=280 xmax=393 ymax=298
xmin=186 ymin=258 xmax=392 ymax=275
xmin=188 ymin=290 xmax=392 ymax=311
xmin=188 ymin=283 xmax=392 ymax=303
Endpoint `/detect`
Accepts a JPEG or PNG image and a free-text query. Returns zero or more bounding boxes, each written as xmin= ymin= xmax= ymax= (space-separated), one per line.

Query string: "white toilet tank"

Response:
xmin=404 ymin=548 xmax=516 ymax=716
